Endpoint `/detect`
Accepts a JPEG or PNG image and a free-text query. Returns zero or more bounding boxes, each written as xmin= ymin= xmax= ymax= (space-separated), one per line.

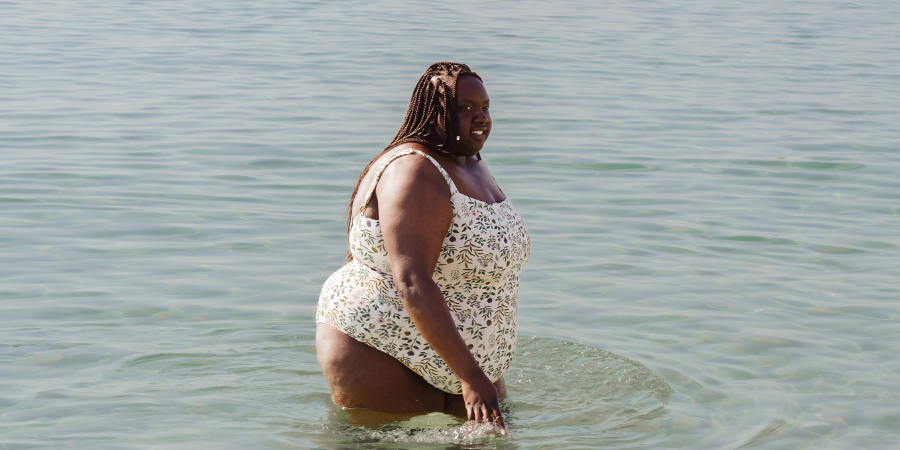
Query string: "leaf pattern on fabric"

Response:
xmin=316 ymin=149 xmax=530 ymax=394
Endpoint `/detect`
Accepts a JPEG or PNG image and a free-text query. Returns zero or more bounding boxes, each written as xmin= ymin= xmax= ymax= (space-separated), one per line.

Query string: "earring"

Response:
xmin=456 ymin=136 xmax=460 ymax=140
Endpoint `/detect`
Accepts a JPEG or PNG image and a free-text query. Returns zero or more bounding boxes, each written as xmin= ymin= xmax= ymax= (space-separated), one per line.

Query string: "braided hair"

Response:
xmin=385 ymin=61 xmax=481 ymax=155
xmin=344 ymin=62 xmax=482 ymax=258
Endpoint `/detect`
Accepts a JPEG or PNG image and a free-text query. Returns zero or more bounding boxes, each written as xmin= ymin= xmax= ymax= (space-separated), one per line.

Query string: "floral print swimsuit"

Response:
xmin=316 ymin=149 xmax=530 ymax=394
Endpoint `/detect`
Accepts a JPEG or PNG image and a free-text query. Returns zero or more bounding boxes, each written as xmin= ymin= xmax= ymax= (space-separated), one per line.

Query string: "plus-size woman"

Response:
xmin=316 ymin=62 xmax=530 ymax=431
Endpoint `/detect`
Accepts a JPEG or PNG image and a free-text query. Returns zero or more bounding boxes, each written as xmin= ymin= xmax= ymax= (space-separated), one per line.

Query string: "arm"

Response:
xmin=376 ymin=154 xmax=504 ymax=429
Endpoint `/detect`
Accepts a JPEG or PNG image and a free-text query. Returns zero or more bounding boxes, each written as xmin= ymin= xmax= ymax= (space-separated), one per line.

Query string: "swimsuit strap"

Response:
xmin=358 ymin=148 xmax=457 ymax=214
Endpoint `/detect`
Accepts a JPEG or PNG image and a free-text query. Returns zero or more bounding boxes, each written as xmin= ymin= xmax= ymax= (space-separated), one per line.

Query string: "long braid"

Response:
xmin=343 ymin=62 xmax=482 ymax=262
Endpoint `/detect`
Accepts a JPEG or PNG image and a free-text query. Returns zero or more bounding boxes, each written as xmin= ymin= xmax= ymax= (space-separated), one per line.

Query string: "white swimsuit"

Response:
xmin=316 ymin=149 xmax=530 ymax=394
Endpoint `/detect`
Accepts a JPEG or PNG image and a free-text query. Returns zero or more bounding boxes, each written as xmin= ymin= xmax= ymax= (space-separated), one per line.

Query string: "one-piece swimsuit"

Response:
xmin=316 ymin=149 xmax=530 ymax=394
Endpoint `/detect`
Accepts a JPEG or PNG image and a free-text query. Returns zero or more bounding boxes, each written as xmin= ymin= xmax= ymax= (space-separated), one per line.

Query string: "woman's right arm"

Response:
xmin=374 ymin=153 xmax=505 ymax=429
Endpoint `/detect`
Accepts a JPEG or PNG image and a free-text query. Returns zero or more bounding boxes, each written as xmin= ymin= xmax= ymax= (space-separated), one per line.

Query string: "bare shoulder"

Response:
xmin=352 ymin=144 xmax=443 ymax=212
xmin=377 ymin=145 xmax=450 ymax=201
xmin=376 ymin=145 xmax=454 ymax=262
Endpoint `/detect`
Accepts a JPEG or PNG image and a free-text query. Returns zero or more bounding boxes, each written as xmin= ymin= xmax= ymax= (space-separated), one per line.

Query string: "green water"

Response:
xmin=2 ymin=1 xmax=898 ymax=448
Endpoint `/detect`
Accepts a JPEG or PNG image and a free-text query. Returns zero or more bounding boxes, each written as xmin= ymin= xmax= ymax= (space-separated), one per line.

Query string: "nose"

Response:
xmin=474 ymin=109 xmax=489 ymax=123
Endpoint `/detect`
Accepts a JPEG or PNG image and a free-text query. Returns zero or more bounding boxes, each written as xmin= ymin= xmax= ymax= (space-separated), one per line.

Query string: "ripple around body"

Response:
xmin=3 ymin=0 xmax=900 ymax=448
xmin=316 ymin=337 xmax=673 ymax=447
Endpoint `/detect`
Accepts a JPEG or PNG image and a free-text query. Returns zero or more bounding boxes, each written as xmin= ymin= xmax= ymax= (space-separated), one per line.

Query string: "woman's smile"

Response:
xmin=455 ymin=75 xmax=491 ymax=155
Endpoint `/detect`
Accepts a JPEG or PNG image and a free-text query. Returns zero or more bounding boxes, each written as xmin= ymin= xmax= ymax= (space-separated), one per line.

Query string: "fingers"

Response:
xmin=466 ymin=402 xmax=506 ymax=435
xmin=467 ymin=403 xmax=489 ymax=422
xmin=492 ymin=407 xmax=506 ymax=435
xmin=462 ymin=380 xmax=503 ymax=426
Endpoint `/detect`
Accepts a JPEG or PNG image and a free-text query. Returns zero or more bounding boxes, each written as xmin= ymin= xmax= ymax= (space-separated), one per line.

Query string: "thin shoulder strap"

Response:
xmin=358 ymin=149 xmax=457 ymax=214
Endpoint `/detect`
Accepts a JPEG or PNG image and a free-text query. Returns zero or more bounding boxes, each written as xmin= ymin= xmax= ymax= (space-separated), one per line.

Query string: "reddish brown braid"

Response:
xmin=343 ymin=62 xmax=482 ymax=262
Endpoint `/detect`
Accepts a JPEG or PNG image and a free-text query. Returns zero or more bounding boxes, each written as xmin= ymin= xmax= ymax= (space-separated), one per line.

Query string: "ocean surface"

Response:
xmin=2 ymin=0 xmax=898 ymax=448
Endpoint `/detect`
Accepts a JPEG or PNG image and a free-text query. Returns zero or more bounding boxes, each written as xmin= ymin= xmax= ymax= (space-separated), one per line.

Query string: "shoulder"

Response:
xmin=377 ymin=145 xmax=450 ymax=195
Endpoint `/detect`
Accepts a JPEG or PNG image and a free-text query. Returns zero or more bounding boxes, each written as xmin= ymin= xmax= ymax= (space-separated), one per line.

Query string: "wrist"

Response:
xmin=458 ymin=367 xmax=491 ymax=387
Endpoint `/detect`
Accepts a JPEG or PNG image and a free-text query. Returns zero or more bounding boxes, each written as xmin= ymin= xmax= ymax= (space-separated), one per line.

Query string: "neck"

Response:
xmin=446 ymin=153 xmax=467 ymax=165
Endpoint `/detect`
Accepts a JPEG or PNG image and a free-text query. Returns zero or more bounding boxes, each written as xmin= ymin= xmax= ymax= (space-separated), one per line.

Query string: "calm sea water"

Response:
xmin=2 ymin=1 xmax=898 ymax=448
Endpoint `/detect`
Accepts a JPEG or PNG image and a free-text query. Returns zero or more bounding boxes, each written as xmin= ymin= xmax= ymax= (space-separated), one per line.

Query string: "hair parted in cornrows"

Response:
xmin=343 ymin=62 xmax=482 ymax=261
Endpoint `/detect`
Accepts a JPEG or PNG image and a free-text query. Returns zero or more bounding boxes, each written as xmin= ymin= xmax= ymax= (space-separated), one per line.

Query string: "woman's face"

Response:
xmin=453 ymin=75 xmax=491 ymax=156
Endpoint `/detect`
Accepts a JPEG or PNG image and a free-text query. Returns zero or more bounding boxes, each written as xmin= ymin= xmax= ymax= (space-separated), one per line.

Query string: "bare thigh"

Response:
xmin=316 ymin=323 xmax=446 ymax=413
xmin=316 ymin=323 xmax=509 ymax=416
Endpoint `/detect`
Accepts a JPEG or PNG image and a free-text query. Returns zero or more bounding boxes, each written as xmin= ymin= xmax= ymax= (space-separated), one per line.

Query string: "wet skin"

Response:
xmin=316 ymin=76 xmax=507 ymax=430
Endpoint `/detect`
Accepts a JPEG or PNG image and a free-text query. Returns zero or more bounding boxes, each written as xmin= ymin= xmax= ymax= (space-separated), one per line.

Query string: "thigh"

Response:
xmin=316 ymin=323 xmax=446 ymax=413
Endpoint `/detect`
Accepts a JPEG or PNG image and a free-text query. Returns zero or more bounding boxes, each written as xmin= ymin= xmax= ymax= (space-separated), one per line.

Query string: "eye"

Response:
xmin=483 ymin=105 xmax=490 ymax=112
xmin=460 ymin=105 xmax=472 ymax=111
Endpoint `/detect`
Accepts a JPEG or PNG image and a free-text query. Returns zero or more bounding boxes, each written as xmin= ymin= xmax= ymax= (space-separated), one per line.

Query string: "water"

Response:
xmin=2 ymin=0 xmax=898 ymax=448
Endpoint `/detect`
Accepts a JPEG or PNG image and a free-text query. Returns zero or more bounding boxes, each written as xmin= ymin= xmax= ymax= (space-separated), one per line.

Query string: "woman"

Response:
xmin=316 ymin=62 xmax=530 ymax=431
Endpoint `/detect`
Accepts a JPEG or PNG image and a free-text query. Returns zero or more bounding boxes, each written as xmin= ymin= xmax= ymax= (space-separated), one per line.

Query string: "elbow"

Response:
xmin=393 ymin=271 xmax=437 ymax=305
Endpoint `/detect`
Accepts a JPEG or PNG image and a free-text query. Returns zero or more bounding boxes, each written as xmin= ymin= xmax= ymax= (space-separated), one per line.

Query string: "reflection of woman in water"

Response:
xmin=316 ymin=62 xmax=530 ymax=431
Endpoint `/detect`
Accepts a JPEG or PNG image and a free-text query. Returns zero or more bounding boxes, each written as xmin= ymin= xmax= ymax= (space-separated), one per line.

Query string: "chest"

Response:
xmin=348 ymin=197 xmax=530 ymax=278
xmin=437 ymin=197 xmax=529 ymax=277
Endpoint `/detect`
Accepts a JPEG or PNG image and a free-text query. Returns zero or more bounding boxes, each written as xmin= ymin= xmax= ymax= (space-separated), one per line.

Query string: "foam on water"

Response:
xmin=323 ymin=417 xmax=502 ymax=447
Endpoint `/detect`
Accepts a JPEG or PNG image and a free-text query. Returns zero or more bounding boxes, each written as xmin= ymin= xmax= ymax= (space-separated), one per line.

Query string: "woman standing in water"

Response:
xmin=316 ymin=62 xmax=530 ymax=431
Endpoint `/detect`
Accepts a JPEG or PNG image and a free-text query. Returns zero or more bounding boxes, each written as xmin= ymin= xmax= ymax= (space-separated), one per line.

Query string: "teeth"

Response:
xmin=473 ymin=131 xmax=483 ymax=135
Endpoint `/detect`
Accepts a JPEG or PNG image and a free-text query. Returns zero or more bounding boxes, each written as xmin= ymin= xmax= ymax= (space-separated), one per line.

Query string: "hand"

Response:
xmin=460 ymin=374 xmax=506 ymax=435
